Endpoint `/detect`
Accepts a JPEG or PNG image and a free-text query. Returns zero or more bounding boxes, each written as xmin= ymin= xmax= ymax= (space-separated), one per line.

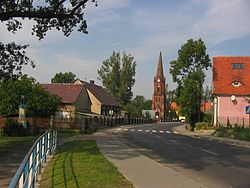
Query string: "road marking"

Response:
xmin=130 ymin=129 xmax=135 ymax=131
xmin=152 ymin=130 xmax=157 ymax=133
xmin=145 ymin=130 xmax=150 ymax=132
xmin=173 ymin=131 xmax=179 ymax=134
xmin=138 ymin=129 xmax=142 ymax=132
xmin=169 ymin=139 xmax=178 ymax=143
xmin=117 ymin=128 xmax=122 ymax=131
xmin=124 ymin=128 xmax=128 ymax=131
xmin=159 ymin=130 xmax=164 ymax=133
xmin=166 ymin=131 xmax=171 ymax=134
xmin=200 ymin=149 xmax=220 ymax=156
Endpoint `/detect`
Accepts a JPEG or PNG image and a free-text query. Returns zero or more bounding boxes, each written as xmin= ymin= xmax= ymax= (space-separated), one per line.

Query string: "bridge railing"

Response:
xmin=8 ymin=130 xmax=58 ymax=188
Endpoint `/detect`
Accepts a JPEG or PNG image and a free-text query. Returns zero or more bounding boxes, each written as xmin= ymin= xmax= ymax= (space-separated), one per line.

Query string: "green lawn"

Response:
xmin=40 ymin=140 xmax=133 ymax=188
xmin=59 ymin=129 xmax=82 ymax=139
xmin=0 ymin=136 xmax=36 ymax=154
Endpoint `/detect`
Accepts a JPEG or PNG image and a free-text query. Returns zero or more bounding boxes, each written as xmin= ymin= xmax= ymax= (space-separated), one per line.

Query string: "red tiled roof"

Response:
xmin=213 ymin=56 xmax=250 ymax=95
xmin=84 ymin=82 xmax=119 ymax=107
xmin=41 ymin=84 xmax=83 ymax=104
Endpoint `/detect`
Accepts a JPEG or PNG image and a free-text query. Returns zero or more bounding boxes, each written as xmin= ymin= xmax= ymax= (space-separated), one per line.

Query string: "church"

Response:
xmin=152 ymin=52 xmax=166 ymax=122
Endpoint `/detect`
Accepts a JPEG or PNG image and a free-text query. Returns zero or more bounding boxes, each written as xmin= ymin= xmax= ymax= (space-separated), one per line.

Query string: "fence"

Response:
xmin=8 ymin=130 xmax=58 ymax=188
xmin=0 ymin=116 xmax=156 ymax=131
xmin=218 ymin=116 xmax=250 ymax=128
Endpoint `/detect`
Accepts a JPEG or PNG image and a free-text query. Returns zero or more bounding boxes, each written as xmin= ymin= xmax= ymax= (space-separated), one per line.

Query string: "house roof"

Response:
xmin=213 ymin=56 xmax=250 ymax=95
xmin=83 ymin=82 xmax=119 ymax=107
xmin=41 ymin=84 xmax=83 ymax=104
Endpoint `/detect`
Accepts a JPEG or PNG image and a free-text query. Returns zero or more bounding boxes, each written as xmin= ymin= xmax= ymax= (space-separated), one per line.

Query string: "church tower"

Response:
xmin=152 ymin=52 xmax=166 ymax=122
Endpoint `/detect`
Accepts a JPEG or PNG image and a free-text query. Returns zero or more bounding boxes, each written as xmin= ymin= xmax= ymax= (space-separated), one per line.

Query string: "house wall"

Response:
xmin=75 ymin=87 xmax=91 ymax=112
xmin=217 ymin=95 xmax=250 ymax=125
xmin=86 ymin=89 xmax=101 ymax=114
xmin=56 ymin=104 xmax=75 ymax=118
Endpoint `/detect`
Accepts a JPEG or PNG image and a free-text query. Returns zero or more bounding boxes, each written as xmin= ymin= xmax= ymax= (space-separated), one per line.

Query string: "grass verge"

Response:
xmin=213 ymin=127 xmax=250 ymax=141
xmin=0 ymin=136 xmax=36 ymax=155
xmin=40 ymin=140 xmax=133 ymax=188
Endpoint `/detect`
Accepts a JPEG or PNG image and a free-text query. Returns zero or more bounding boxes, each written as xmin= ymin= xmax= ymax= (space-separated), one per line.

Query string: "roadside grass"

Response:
xmin=40 ymin=140 xmax=133 ymax=188
xmin=59 ymin=129 xmax=82 ymax=139
xmin=213 ymin=127 xmax=250 ymax=141
xmin=0 ymin=136 xmax=36 ymax=156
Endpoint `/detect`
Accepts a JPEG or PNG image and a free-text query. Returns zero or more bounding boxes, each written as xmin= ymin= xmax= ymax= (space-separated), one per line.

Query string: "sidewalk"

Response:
xmin=61 ymin=126 xmax=207 ymax=188
xmin=173 ymin=124 xmax=250 ymax=148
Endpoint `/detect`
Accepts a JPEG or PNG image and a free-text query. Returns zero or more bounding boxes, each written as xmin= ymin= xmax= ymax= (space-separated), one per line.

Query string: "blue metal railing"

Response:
xmin=8 ymin=130 xmax=59 ymax=188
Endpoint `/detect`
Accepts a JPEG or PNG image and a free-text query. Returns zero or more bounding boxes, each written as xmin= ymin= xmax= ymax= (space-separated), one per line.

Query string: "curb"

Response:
xmin=174 ymin=125 xmax=250 ymax=148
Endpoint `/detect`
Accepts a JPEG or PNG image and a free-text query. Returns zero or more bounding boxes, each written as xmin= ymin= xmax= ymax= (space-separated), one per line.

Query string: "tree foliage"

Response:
xmin=0 ymin=0 xmax=97 ymax=81
xmin=0 ymin=0 xmax=97 ymax=39
xmin=170 ymin=38 xmax=211 ymax=127
xmin=0 ymin=75 xmax=60 ymax=117
xmin=98 ymin=51 xmax=136 ymax=106
xmin=165 ymin=85 xmax=178 ymax=121
xmin=123 ymin=96 xmax=152 ymax=117
xmin=51 ymin=71 xmax=77 ymax=83
xmin=0 ymin=42 xmax=35 ymax=81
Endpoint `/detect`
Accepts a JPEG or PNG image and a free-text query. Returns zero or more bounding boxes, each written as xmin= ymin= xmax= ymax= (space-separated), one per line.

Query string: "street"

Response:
xmin=114 ymin=122 xmax=250 ymax=188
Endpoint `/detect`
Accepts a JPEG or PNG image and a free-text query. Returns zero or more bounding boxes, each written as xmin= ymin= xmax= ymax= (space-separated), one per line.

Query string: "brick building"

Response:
xmin=213 ymin=56 xmax=250 ymax=126
xmin=152 ymin=52 xmax=166 ymax=122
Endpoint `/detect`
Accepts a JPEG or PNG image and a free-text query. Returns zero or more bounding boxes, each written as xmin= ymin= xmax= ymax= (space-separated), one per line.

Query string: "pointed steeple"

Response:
xmin=156 ymin=51 xmax=164 ymax=78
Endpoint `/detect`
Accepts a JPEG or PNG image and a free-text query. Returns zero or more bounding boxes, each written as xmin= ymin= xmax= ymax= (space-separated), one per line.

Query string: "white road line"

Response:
xmin=166 ymin=131 xmax=171 ymax=134
xmin=200 ymin=149 xmax=220 ymax=156
xmin=152 ymin=130 xmax=157 ymax=133
xmin=145 ymin=130 xmax=150 ymax=132
xmin=117 ymin=128 xmax=122 ymax=131
xmin=169 ymin=139 xmax=178 ymax=143
xmin=130 ymin=129 xmax=135 ymax=131
xmin=138 ymin=129 xmax=142 ymax=132
xmin=159 ymin=130 xmax=164 ymax=133
xmin=124 ymin=128 xmax=128 ymax=131
xmin=173 ymin=131 xmax=179 ymax=134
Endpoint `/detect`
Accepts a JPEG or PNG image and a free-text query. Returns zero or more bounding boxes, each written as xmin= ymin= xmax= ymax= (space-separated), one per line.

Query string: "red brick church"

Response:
xmin=152 ymin=52 xmax=166 ymax=122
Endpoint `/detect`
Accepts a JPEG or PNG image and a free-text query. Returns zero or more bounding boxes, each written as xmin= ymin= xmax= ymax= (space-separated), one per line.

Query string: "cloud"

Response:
xmin=22 ymin=50 xmax=102 ymax=84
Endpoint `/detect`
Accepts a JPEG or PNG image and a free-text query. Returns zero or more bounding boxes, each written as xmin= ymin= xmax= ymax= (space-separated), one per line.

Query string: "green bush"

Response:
xmin=195 ymin=122 xmax=213 ymax=130
xmin=203 ymin=113 xmax=212 ymax=124
xmin=3 ymin=118 xmax=30 ymax=136
xmin=213 ymin=127 xmax=250 ymax=141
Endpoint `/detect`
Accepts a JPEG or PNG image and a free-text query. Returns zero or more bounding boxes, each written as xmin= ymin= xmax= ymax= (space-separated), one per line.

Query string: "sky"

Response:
xmin=1 ymin=0 xmax=250 ymax=99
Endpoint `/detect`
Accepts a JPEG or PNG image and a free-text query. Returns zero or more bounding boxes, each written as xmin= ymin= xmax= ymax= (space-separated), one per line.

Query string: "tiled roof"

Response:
xmin=41 ymin=84 xmax=83 ymax=104
xmin=213 ymin=56 xmax=250 ymax=95
xmin=83 ymin=82 xmax=119 ymax=107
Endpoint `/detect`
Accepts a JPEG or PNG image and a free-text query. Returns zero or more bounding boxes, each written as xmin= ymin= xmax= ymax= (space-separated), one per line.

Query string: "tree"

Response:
xmin=0 ymin=42 xmax=35 ymax=82
xmin=123 ymin=96 xmax=152 ymax=117
xmin=51 ymin=72 xmax=77 ymax=83
xmin=98 ymin=51 xmax=136 ymax=106
xmin=170 ymin=38 xmax=211 ymax=127
xmin=0 ymin=75 xmax=60 ymax=117
xmin=165 ymin=85 xmax=178 ymax=121
xmin=0 ymin=0 xmax=97 ymax=81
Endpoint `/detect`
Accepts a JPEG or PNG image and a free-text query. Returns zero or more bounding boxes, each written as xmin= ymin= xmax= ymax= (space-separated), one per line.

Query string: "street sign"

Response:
xmin=246 ymin=106 xmax=250 ymax=114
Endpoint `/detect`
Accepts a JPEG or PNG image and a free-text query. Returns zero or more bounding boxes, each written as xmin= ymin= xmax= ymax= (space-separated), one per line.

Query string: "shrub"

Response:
xmin=3 ymin=118 xmax=30 ymax=136
xmin=195 ymin=122 xmax=213 ymax=130
xmin=203 ymin=113 xmax=212 ymax=124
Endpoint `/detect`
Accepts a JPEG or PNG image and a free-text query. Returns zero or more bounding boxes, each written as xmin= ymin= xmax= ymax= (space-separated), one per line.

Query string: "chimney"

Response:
xmin=90 ymin=80 xmax=95 ymax=85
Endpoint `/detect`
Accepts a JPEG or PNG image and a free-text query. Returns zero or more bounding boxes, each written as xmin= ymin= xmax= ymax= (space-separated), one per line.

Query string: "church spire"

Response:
xmin=156 ymin=51 xmax=164 ymax=78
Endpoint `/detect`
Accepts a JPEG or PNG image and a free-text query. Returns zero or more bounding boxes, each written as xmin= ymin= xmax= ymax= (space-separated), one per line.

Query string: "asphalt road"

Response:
xmin=114 ymin=122 xmax=250 ymax=188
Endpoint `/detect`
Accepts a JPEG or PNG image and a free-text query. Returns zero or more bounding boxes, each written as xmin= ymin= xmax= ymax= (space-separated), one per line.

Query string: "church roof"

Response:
xmin=156 ymin=51 xmax=164 ymax=78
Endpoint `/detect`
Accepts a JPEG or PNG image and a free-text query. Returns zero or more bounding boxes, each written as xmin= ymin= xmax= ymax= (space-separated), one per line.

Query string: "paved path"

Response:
xmin=0 ymin=142 xmax=33 ymax=188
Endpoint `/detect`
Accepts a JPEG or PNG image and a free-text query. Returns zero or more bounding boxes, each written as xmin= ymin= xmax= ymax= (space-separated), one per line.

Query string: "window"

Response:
xmin=232 ymin=63 xmax=244 ymax=69
xmin=157 ymin=87 xmax=160 ymax=93
xmin=231 ymin=82 xmax=242 ymax=87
